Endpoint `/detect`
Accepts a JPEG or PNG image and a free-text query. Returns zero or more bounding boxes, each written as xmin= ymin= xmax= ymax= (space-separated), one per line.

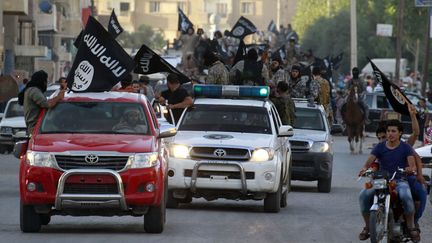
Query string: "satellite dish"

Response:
xmin=39 ymin=1 xmax=52 ymax=14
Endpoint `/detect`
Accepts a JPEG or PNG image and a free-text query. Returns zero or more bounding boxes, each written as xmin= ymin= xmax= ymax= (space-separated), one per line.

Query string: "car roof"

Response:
xmin=194 ymin=98 xmax=269 ymax=108
xmin=293 ymin=100 xmax=325 ymax=111
xmin=62 ymin=91 xmax=147 ymax=103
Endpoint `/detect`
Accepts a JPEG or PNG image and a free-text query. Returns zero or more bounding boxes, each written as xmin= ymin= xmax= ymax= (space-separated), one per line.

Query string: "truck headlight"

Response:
xmin=26 ymin=151 xmax=56 ymax=168
xmin=128 ymin=152 xmax=159 ymax=168
xmin=250 ymin=148 xmax=274 ymax=162
xmin=170 ymin=144 xmax=190 ymax=159
xmin=310 ymin=142 xmax=330 ymax=152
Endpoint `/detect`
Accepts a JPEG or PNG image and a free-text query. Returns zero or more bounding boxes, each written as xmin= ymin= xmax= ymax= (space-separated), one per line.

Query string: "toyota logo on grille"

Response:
xmin=213 ymin=149 xmax=227 ymax=157
xmin=84 ymin=154 xmax=99 ymax=164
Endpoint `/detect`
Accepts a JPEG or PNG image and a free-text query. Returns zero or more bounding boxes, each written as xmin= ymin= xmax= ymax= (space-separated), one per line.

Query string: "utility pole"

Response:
xmin=422 ymin=9 xmax=431 ymax=97
xmin=350 ymin=0 xmax=357 ymax=69
xmin=395 ymin=0 xmax=405 ymax=84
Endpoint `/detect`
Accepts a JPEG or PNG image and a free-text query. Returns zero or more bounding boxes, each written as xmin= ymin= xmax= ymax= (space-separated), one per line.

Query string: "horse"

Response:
xmin=341 ymin=85 xmax=365 ymax=154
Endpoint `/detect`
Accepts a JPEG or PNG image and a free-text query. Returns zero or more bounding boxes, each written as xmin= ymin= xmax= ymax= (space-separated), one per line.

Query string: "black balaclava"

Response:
xmin=18 ymin=70 xmax=48 ymax=105
xmin=352 ymin=67 xmax=360 ymax=79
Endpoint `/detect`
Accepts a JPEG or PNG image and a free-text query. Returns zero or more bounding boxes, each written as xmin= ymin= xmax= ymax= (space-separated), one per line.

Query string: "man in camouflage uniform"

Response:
xmin=288 ymin=64 xmax=319 ymax=101
xmin=312 ymin=66 xmax=332 ymax=124
xmin=204 ymin=51 xmax=230 ymax=85
xmin=346 ymin=67 xmax=369 ymax=124
xmin=271 ymin=81 xmax=296 ymax=125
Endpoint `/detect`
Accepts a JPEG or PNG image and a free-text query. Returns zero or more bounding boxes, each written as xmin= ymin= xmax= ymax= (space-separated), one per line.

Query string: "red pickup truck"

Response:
xmin=14 ymin=92 xmax=176 ymax=233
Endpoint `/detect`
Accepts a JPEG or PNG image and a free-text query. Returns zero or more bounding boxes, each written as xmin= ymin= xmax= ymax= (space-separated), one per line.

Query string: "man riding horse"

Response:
xmin=345 ymin=67 xmax=370 ymax=124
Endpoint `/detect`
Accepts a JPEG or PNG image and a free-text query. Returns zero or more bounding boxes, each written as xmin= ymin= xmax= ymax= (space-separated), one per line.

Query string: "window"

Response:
xmin=5 ymin=101 xmax=23 ymax=118
xmin=216 ymin=3 xmax=227 ymax=17
xmin=150 ymin=1 xmax=160 ymax=13
xmin=241 ymin=2 xmax=255 ymax=15
xmin=293 ymin=108 xmax=325 ymax=131
xmin=377 ymin=95 xmax=390 ymax=109
xmin=178 ymin=2 xmax=187 ymax=12
xmin=179 ymin=105 xmax=271 ymax=134
xmin=40 ymin=102 xmax=150 ymax=135
xmin=120 ymin=2 xmax=130 ymax=12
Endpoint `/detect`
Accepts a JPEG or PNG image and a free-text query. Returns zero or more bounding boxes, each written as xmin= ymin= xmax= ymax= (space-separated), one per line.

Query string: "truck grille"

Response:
xmin=55 ymin=155 xmax=129 ymax=171
xmin=184 ymin=169 xmax=255 ymax=179
xmin=63 ymin=183 xmax=119 ymax=194
xmin=190 ymin=147 xmax=250 ymax=160
xmin=289 ymin=141 xmax=310 ymax=152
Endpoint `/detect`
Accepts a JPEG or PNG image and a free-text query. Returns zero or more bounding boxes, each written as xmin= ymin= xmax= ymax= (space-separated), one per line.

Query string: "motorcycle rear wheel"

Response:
xmin=369 ymin=207 xmax=386 ymax=243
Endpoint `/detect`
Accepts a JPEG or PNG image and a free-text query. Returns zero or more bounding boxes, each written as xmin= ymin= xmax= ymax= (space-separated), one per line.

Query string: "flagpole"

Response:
xmin=350 ymin=0 xmax=358 ymax=69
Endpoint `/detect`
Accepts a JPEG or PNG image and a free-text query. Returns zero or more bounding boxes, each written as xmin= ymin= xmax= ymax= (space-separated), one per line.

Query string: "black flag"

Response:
xmin=108 ymin=9 xmax=124 ymax=38
xmin=178 ymin=7 xmax=193 ymax=34
xmin=233 ymin=39 xmax=246 ymax=67
xmin=133 ymin=44 xmax=190 ymax=84
xmin=73 ymin=30 xmax=83 ymax=48
xmin=369 ymin=58 xmax=414 ymax=117
xmin=267 ymin=20 xmax=277 ymax=33
xmin=230 ymin=16 xmax=257 ymax=39
xmin=331 ymin=52 xmax=344 ymax=70
xmin=67 ymin=16 xmax=135 ymax=92
xmin=271 ymin=45 xmax=286 ymax=62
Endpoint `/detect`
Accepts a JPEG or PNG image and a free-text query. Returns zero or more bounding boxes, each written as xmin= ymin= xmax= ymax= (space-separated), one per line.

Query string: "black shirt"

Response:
xmin=161 ymin=87 xmax=190 ymax=124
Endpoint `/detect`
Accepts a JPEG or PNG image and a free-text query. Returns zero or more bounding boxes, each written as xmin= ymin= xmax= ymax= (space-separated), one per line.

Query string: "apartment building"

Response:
xmin=94 ymin=0 xmax=297 ymax=44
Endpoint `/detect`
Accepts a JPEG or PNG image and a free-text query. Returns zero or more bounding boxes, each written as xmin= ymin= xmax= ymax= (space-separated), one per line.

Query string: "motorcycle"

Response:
xmin=360 ymin=168 xmax=419 ymax=243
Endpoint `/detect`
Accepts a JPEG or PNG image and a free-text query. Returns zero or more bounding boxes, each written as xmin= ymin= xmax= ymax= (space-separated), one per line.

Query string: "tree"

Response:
xmin=294 ymin=0 xmax=429 ymax=76
xmin=116 ymin=25 xmax=166 ymax=51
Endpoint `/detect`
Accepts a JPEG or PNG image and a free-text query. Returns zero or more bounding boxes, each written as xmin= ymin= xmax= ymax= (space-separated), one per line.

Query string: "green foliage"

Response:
xmin=116 ymin=25 xmax=166 ymax=51
xmin=293 ymin=0 xmax=429 ymax=75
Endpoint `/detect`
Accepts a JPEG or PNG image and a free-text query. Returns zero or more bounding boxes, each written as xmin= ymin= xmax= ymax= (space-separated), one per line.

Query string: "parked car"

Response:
xmin=0 ymin=97 xmax=26 ymax=153
xmin=14 ymin=91 xmax=176 ymax=233
xmin=364 ymin=91 xmax=431 ymax=133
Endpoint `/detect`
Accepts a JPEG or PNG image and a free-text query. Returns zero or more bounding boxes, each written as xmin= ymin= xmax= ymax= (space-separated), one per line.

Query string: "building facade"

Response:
xmin=94 ymin=0 xmax=298 ymax=44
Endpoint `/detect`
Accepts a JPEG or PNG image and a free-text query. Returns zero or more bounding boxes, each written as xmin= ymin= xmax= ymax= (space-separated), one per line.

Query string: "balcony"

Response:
xmin=14 ymin=45 xmax=48 ymax=57
xmin=3 ymin=0 xmax=28 ymax=15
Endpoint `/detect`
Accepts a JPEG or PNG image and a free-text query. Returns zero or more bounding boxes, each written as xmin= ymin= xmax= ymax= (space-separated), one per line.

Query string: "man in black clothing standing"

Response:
xmin=158 ymin=73 xmax=193 ymax=124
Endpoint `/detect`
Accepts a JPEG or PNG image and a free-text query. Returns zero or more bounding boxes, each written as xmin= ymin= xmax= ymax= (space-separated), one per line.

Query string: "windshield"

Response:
xmin=178 ymin=105 xmax=272 ymax=134
xmin=293 ymin=108 xmax=325 ymax=131
xmin=40 ymin=102 xmax=150 ymax=135
xmin=5 ymin=101 xmax=24 ymax=118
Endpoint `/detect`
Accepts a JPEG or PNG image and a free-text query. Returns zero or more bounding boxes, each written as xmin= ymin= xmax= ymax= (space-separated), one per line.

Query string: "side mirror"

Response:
xmin=158 ymin=124 xmax=177 ymax=139
xmin=13 ymin=140 xmax=28 ymax=159
xmin=278 ymin=125 xmax=294 ymax=137
xmin=330 ymin=124 xmax=343 ymax=135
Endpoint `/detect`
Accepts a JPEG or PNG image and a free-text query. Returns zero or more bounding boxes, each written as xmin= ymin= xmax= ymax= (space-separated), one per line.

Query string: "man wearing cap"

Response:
xmin=346 ymin=67 xmax=369 ymax=124
xmin=158 ymin=73 xmax=193 ymax=124
xmin=288 ymin=64 xmax=319 ymax=101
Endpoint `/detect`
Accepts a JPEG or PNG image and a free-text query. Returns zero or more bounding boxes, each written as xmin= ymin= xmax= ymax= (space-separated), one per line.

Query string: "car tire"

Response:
xmin=40 ymin=214 xmax=51 ymax=225
xmin=144 ymin=181 xmax=166 ymax=233
xmin=280 ymin=169 xmax=291 ymax=208
xmin=317 ymin=177 xmax=332 ymax=193
xmin=0 ymin=145 xmax=6 ymax=154
xmin=20 ymin=203 xmax=41 ymax=233
xmin=264 ymin=180 xmax=281 ymax=213
xmin=166 ymin=190 xmax=179 ymax=208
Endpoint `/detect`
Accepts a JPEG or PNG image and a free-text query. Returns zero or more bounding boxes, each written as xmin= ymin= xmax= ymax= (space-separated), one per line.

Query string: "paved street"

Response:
xmin=0 ymin=136 xmax=431 ymax=243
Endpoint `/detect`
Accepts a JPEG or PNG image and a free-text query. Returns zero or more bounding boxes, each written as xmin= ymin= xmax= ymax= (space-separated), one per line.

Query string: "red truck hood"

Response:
xmin=31 ymin=134 xmax=155 ymax=153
